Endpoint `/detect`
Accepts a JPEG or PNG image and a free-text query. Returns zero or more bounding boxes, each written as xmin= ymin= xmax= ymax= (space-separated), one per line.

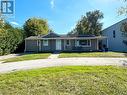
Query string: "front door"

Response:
xmin=56 ymin=40 xmax=62 ymax=50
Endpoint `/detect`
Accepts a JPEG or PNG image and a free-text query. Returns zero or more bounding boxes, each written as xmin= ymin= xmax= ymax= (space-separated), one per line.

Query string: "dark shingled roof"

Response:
xmin=42 ymin=32 xmax=60 ymax=38
xmin=26 ymin=32 xmax=106 ymax=40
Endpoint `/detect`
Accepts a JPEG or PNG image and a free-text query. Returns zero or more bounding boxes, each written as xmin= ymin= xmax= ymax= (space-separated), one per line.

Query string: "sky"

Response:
xmin=7 ymin=0 xmax=127 ymax=34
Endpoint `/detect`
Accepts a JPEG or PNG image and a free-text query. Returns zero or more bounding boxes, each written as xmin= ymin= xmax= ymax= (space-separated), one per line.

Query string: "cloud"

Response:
xmin=10 ymin=22 xmax=19 ymax=26
xmin=50 ymin=0 xmax=55 ymax=9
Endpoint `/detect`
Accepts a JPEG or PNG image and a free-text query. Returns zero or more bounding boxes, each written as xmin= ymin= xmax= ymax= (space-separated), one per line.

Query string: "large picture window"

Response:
xmin=76 ymin=40 xmax=91 ymax=47
xmin=43 ymin=40 xmax=48 ymax=46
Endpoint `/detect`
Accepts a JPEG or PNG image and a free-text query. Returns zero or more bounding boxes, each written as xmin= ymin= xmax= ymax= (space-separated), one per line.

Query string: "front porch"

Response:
xmin=36 ymin=37 xmax=107 ymax=52
xmin=62 ymin=38 xmax=107 ymax=52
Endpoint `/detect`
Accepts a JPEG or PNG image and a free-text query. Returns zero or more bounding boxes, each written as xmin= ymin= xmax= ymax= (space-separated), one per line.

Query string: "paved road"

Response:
xmin=0 ymin=58 xmax=127 ymax=73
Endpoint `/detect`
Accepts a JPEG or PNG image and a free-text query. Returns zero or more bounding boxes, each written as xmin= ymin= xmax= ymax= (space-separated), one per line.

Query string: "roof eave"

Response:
xmin=25 ymin=36 xmax=107 ymax=40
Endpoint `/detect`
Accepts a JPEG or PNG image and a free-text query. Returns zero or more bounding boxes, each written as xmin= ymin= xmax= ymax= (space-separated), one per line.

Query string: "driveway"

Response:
xmin=0 ymin=58 xmax=127 ymax=73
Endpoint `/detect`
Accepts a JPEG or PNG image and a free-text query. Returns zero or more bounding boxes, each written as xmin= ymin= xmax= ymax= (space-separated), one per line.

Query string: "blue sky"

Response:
xmin=9 ymin=0 xmax=126 ymax=34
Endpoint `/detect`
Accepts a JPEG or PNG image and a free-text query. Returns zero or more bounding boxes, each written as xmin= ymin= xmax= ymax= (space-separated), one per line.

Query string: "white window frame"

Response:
xmin=75 ymin=39 xmax=91 ymax=47
xmin=66 ymin=40 xmax=70 ymax=46
xmin=43 ymin=40 xmax=48 ymax=46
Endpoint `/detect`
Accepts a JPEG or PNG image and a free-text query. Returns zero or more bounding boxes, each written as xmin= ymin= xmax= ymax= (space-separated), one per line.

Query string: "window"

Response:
xmin=66 ymin=40 xmax=70 ymax=46
xmin=76 ymin=40 xmax=91 ymax=47
xmin=43 ymin=40 xmax=48 ymax=46
xmin=113 ymin=30 xmax=116 ymax=38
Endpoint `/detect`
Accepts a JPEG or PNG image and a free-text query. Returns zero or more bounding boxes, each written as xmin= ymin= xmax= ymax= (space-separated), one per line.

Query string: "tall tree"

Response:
xmin=118 ymin=0 xmax=127 ymax=15
xmin=0 ymin=22 xmax=24 ymax=55
xmin=71 ymin=10 xmax=103 ymax=36
xmin=118 ymin=0 xmax=127 ymax=37
xmin=23 ymin=18 xmax=49 ymax=37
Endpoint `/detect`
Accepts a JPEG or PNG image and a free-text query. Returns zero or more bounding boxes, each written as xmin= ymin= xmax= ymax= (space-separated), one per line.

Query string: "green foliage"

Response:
xmin=23 ymin=17 xmax=49 ymax=37
xmin=0 ymin=66 xmax=127 ymax=95
xmin=0 ymin=17 xmax=50 ymax=55
xmin=118 ymin=0 xmax=127 ymax=15
xmin=71 ymin=10 xmax=103 ymax=36
xmin=121 ymin=22 xmax=127 ymax=37
xmin=0 ymin=22 xmax=24 ymax=56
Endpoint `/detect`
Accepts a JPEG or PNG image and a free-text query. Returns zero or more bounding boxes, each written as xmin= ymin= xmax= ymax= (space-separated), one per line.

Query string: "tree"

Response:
xmin=118 ymin=0 xmax=127 ymax=15
xmin=120 ymin=22 xmax=127 ymax=37
xmin=117 ymin=0 xmax=127 ymax=38
xmin=23 ymin=18 xmax=49 ymax=37
xmin=0 ymin=22 xmax=24 ymax=55
xmin=70 ymin=10 xmax=103 ymax=36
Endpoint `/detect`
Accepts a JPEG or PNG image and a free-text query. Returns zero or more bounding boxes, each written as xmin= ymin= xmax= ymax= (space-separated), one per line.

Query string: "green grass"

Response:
xmin=59 ymin=52 xmax=127 ymax=58
xmin=0 ymin=66 xmax=127 ymax=95
xmin=2 ymin=53 xmax=51 ymax=63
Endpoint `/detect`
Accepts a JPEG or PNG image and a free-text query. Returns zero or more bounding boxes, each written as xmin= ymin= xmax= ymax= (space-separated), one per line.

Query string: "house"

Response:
xmin=102 ymin=18 xmax=127 ymax=52
xmin=25 ymin=32 xmax=106 ymax=52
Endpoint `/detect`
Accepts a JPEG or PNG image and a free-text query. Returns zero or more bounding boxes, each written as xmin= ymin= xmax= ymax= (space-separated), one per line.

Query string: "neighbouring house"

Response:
xmin=102 ymin=18 xmax=127 ymax=52
xmin=25 ymin=32 xmax=106 ymax=52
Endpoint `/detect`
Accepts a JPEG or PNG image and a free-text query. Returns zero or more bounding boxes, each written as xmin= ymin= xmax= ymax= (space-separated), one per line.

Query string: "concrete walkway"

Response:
xmin=0 ymin=58 xmax=127 ymax=73
xmin=48 ymin=53 xmax=60 ymax=59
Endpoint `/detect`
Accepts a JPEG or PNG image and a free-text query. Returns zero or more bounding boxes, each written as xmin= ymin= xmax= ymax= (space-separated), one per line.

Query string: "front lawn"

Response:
xmin=2 ymin=53 xmax=50 ymax=63
xmin=0 ymin=66 xmax=127 ymax=95
xmin=59 ymin=52 xmax=127 ymax=58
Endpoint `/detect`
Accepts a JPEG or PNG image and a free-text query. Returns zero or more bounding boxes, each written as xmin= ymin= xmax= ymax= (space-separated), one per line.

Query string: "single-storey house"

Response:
xmin=25 ymin=32 xmax=106 ymax=52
